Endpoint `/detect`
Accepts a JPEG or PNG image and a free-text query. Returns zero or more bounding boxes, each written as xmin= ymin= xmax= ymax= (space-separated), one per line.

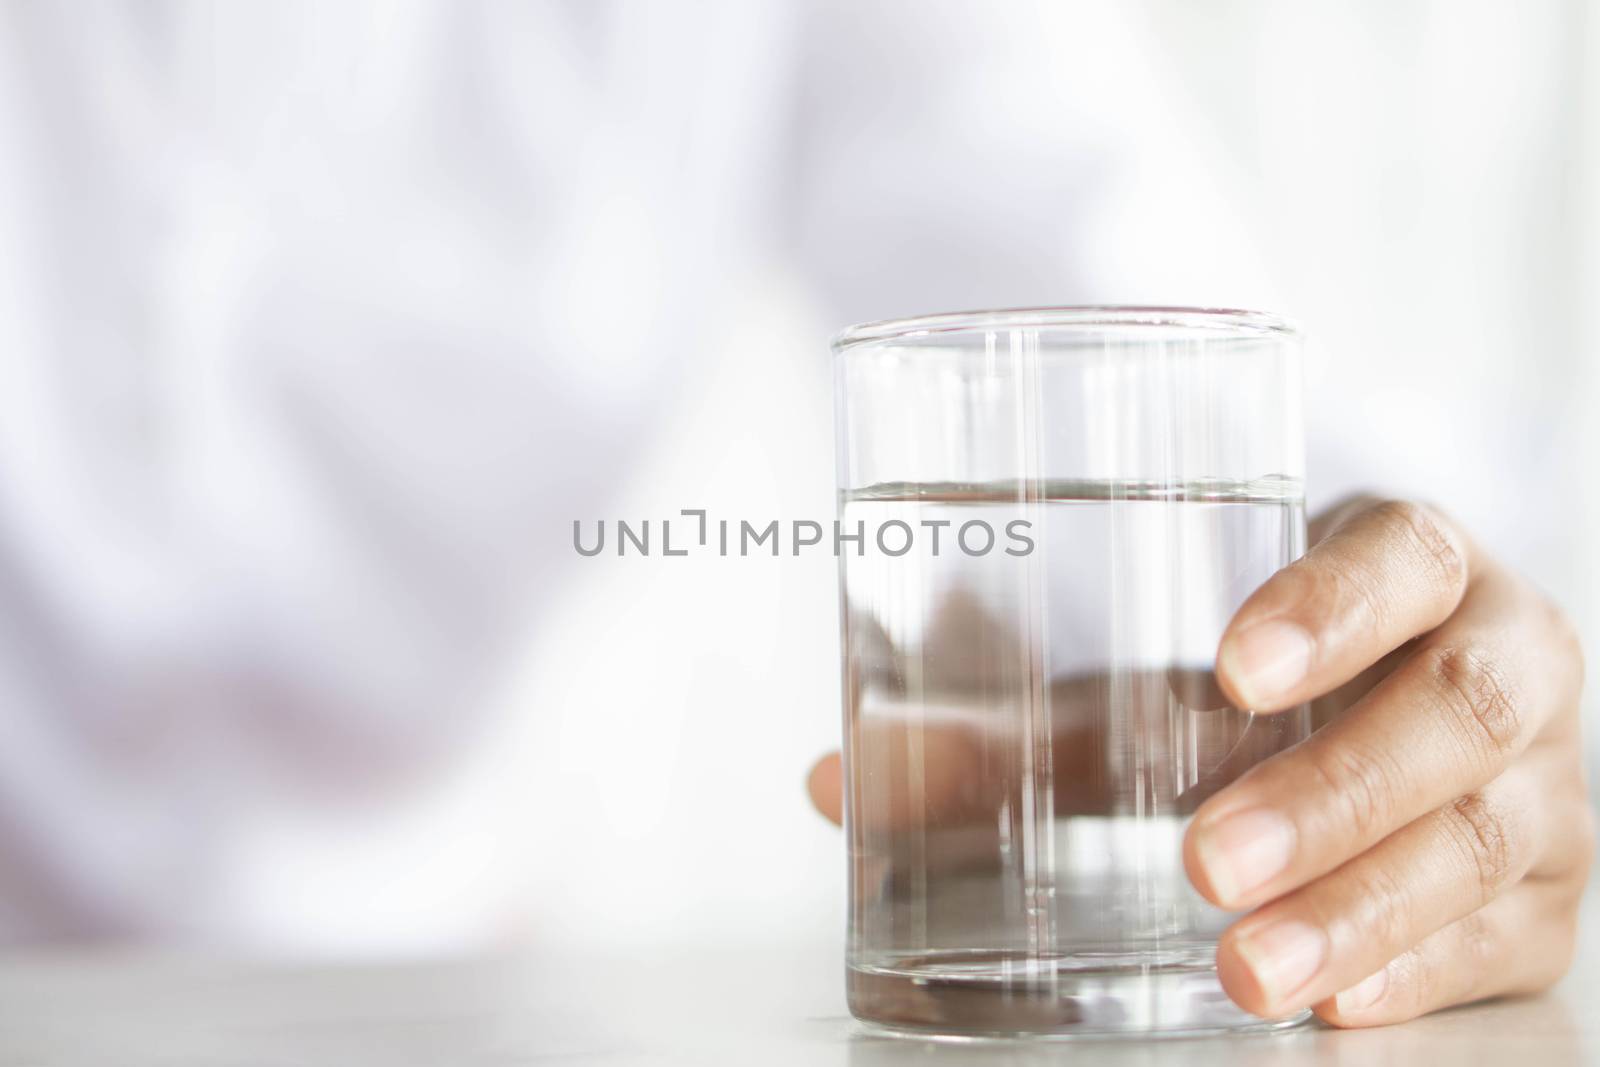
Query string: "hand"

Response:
xmin=808 ymin=496 xmax=1593 ymax=1028
xmin=1181 ymin=497 xmax=1591 ymax=1025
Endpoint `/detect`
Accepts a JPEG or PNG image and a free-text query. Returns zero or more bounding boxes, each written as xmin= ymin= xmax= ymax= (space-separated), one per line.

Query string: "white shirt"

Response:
xmin=0 ymin=1 xmax=1590 ymax=950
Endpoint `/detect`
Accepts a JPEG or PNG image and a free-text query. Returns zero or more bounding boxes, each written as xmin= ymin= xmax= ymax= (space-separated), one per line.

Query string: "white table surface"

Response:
xmin=0 ymin=897 xmax=1595 ymax=1066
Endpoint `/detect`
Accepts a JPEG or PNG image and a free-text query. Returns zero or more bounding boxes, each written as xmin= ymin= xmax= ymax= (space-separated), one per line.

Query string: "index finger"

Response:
xmin=1217 ymin=499 xmax=1475 ymax=712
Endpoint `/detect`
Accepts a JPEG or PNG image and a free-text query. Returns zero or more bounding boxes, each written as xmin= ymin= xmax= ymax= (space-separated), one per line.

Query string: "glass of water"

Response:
xmin=832 ymin=307 xmax=1312 ymax=1037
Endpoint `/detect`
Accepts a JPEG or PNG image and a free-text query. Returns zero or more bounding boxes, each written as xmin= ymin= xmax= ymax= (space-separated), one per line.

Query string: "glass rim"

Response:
xmin=831 ymin=305 xmax=1300 ymax=353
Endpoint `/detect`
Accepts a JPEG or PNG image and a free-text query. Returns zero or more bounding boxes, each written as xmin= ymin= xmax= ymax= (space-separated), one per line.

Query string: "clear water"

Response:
xmin=839 ymin=479 xmax=1312 ymax=1035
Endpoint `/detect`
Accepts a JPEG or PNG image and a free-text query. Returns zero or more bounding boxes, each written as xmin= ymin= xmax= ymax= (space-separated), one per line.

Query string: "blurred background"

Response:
xmin=0 ymin=0 xmax=1594 ymax=957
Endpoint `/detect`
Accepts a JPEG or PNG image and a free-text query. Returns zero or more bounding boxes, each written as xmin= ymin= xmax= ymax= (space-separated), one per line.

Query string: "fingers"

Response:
xmin=808 ymin=752 xmax=843 ymax=825
xmin=1186 ymin=566 xmax=1581 ymax=910
xmin=1212 ymin=757 xmax=1587 ymax=1019
xmin=827 ymin=668 xmax=1265 ymax=838
xmin=1217 ymin=499 xmax=1474 ymax=713
xmin=1318 ymin=864 xmax=1592 ymax=1028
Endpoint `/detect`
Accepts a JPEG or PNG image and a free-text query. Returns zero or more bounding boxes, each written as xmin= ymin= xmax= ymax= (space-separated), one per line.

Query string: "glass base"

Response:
xmin=848 ymin=949 xmax=1313 ymax=1039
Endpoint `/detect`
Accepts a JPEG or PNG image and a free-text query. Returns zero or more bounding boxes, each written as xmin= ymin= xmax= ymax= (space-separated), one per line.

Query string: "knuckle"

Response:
xmin=1454 ymin=909 xmax=1499 ymax=972
xmin=1428 ymin=645 xmax=1523 ymax=765
xmin=1285 ymin=537 xmax=1388 ymax=630
xmin=1445 ymin=792 xmax=1518 ymax=904
xmin=1370 ymin=500 xmax=1468 ymax=595
xmin=1392 ymin=948 xmax=1431 ymax=1018
xmin=1452 ymin=909 xmax=1515 ymax=1006
xmin=1313 ymin=545 xmax=1394 ymax=630
xmin=1346 ymin=858 xmax=1416 ymax=950
xmin=1307 ymin=736 xmax=1401 ymax=844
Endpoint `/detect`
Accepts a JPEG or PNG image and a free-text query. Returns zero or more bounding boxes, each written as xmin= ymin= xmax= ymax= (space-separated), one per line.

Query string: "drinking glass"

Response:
xmin=832 ymin=307 xmax=1312 ymax=1036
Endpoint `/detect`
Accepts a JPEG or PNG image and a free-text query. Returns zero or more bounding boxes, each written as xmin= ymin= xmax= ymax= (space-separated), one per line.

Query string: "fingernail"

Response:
xmin=1234 ymin=920 xmax=1328 ymax=1008
xmin=1335 ymin=967 xmax=1389 ymax=1013
xmin=1222 ymin=620 xmax=1314 ymax=708
xmin=1194 ymin=807 xmax=1296 ymax=905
